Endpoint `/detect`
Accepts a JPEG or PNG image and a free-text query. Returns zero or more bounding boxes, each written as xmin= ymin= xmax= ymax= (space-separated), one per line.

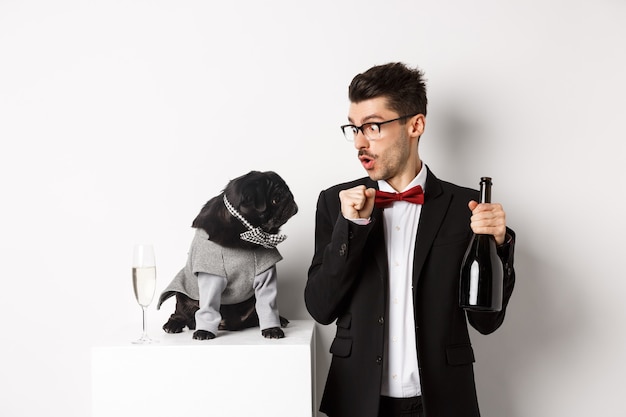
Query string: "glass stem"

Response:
xmin=141 ymin=306 xmax=148 ymax=338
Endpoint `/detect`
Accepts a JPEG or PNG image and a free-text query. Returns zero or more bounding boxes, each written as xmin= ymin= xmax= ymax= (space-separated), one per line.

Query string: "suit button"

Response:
xmin=376 ymin=356 xmax=382 ymax=364
xmin=339 ymin=243 xmax=347 ymax=256
xmin=378 ymin=316 xmax=384 ymax=325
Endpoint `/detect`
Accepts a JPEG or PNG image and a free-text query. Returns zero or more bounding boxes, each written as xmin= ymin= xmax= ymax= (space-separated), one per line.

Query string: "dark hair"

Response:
xmin=348 ymin=62 xmax=427 ymax=117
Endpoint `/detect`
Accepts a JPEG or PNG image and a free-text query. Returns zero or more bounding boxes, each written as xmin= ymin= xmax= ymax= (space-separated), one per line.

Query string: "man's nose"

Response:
xmin=353 ymin=129 xmax=369 ymax=149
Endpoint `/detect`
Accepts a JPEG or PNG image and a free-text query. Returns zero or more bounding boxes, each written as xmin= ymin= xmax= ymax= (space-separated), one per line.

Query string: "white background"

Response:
xmin=1 ymin=1 xmax=625 ymax=416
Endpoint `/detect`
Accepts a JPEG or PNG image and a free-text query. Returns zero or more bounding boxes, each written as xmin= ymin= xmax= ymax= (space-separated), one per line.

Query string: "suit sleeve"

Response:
xmin=466 ymin=227 xmax=516 ymax=334
xmin=304 ymin=189 xmax=374 ymax=325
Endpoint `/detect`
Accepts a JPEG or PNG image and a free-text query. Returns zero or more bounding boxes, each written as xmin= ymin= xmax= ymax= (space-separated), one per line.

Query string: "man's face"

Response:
xmin=347 ymin=97 xmax=417 ymax=183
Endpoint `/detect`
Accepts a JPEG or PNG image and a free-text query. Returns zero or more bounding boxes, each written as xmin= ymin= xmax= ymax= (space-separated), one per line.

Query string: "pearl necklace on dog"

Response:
xmin=222 ymin=195 xmax=288 ymax=249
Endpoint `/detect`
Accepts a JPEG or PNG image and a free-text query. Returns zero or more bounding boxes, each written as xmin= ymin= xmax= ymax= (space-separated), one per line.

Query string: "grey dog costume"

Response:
xmin=156 ymin=228 xmax=283 ymax=333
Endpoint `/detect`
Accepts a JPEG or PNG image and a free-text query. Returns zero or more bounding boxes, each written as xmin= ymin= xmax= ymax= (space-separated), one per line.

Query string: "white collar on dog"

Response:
xmin=222 ymin=195 xmax=287 ymax=249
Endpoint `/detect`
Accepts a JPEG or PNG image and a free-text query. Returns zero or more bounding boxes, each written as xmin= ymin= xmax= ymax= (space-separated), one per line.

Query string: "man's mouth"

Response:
xmin=358 ymin=151 xmax=376 ymax=170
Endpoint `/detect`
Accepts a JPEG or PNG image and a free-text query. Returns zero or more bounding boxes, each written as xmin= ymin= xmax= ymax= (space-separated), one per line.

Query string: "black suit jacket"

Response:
xmin=305 ymin=167 xmax=515 ymax=417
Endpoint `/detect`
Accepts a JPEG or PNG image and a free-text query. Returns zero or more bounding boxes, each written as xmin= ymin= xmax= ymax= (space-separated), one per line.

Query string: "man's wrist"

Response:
xmin=497 ymin=233 xmax=513 ymax=248
xmin=345 ymin=216 xmax=371 ymax=225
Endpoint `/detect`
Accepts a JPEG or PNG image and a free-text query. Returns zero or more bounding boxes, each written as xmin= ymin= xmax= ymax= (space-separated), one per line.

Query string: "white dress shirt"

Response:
xmin=379 ymin=165 xmax=427 ymax=398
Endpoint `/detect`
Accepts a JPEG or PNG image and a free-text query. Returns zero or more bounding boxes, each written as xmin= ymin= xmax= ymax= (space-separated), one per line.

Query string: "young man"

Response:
xmin=305 ymin=62 xmax=516 ymax=417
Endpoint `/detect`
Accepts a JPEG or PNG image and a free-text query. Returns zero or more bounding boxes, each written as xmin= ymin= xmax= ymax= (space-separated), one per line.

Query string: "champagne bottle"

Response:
xmin=459 ymin=177 xmax=503 ymax=311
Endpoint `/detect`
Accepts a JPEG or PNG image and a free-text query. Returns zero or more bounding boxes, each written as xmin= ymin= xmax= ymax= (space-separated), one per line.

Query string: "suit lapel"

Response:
xmin=412 ymin=168 xmax=452 ymax=287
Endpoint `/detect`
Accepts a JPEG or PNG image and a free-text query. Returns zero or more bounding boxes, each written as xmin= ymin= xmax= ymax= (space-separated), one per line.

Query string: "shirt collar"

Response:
xmin=377 ymin=162 xmax=428 ymax=194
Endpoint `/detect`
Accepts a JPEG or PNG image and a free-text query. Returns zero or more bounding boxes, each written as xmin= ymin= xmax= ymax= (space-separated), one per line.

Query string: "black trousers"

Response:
xmin=378 ymin=396 xmax=424 ymax=417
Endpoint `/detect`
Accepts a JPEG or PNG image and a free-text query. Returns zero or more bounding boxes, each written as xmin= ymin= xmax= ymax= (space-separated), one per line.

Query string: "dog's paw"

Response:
xmin=163 ymin=320 xmax=185 ymax=334
xmin=261 ymin=327 xmax=285 ymax=339
xmin=193 ymin=330 xmax=216 ymax=340
xmin=279 ymin=316 xmax=289 ymax=328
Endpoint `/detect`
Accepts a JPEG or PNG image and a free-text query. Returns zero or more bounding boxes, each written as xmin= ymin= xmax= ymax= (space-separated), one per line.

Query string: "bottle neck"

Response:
xmin=479 ymin=177 xmax=492 ymax=204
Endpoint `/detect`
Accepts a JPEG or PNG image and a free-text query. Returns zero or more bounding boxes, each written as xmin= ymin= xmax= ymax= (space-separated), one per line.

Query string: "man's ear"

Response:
xmin=408 ymin=114 xmax=426 ymax=139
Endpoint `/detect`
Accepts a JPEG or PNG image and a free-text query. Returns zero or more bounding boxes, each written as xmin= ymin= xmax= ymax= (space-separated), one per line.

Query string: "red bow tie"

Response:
xmin=375 ymin=185 xmax=424 ymax=208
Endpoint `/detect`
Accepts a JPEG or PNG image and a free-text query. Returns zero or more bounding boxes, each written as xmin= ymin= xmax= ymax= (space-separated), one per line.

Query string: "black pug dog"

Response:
xmin=156 ymin=170 xmax=298 ymax=340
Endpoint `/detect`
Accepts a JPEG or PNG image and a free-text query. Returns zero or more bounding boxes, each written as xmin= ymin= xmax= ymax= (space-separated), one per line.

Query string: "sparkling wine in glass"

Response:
xmin=132 ymin=244 xmax=157 ymax=344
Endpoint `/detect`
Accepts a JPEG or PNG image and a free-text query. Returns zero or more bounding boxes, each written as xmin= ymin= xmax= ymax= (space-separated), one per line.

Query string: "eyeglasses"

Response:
xmin=340 ymin=114 xmax=418 ymax=142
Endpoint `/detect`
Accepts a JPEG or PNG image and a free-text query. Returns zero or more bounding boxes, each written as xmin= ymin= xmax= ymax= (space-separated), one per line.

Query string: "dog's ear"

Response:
xmin=224 ymin=171 xmax=260 ymax=202
xmin=226 ymin=171 xmax=268 ymax=220
xmin=240 ymin=182 xmax=267 ymax=213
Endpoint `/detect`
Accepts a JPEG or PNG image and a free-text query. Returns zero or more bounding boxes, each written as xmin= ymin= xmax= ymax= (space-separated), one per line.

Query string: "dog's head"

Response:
xmin=192 ymin=171 xmax=298 ymax=249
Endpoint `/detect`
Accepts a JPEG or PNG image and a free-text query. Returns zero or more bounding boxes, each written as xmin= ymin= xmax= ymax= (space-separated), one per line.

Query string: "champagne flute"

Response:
xmin=131 ymin=244 xmax=157 ymax=344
